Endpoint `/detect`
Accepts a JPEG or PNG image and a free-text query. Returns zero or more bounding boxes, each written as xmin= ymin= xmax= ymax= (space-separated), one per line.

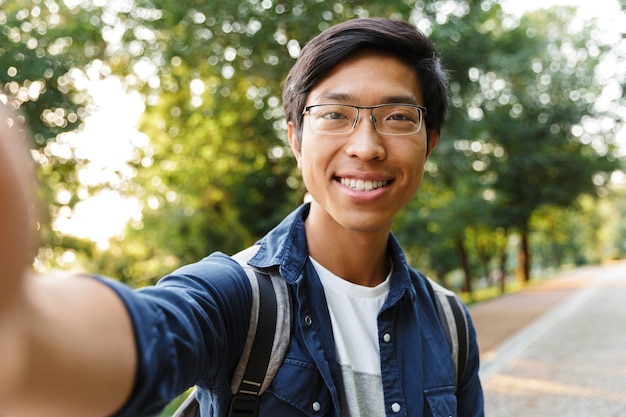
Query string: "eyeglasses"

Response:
xmin=302 ymin=103 xmax=427 ymax=136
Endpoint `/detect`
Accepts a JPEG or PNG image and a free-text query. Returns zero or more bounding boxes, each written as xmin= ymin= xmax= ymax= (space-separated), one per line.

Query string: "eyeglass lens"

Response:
xmin=306 ymin=104 xmax=423 ymax=135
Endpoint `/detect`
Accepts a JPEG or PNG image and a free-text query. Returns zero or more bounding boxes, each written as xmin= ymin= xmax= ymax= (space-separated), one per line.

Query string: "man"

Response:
xmin=0 ymin=17 xmax=483 ymax=417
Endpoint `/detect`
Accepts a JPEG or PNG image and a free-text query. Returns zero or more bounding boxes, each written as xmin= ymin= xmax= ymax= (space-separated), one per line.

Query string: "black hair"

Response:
xmin=282 ymin=17 xmax=449 ymax=148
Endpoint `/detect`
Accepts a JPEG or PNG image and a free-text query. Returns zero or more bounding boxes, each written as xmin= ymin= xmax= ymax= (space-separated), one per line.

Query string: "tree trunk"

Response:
xmin=498 ymin=229 xmax=508 ymax=294
xmin=517 ymin=231 xmax=531 ymax=282
xmin=456 ymin=237 xmax=473 ymax=295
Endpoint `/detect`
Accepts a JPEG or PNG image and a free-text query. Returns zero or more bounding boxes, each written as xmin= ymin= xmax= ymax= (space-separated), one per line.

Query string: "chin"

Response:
xmin=336 ymin=215 xmax=393 ymax=234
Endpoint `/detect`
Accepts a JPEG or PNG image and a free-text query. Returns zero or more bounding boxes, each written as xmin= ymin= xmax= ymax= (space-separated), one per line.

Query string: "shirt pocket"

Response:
xmin=424 ymin=386 xmax=457 ymax=417
xmin=262 ymin=357 xmax=333 ymax=416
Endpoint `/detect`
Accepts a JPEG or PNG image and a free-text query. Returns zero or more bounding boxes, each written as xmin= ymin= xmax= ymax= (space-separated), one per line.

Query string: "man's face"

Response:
xmin=288 ymin=50 xmax=438 ymax=235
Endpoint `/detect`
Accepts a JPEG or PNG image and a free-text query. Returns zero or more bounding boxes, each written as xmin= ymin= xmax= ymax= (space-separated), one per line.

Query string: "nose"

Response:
xmin=344 ymin=111 xmax=386 ymax=161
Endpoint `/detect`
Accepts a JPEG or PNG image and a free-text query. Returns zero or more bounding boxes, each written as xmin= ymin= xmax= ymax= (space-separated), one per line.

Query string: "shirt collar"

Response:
xmin=249 ymin=202 xmax=416 ymax=301
xmin=248 ymin=203 xmax=311 ymax=283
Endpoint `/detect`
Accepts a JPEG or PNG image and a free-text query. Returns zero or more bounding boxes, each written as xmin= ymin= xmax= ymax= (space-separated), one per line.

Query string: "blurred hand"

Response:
xmin=0 ymin=100 xmax=38 ymax=310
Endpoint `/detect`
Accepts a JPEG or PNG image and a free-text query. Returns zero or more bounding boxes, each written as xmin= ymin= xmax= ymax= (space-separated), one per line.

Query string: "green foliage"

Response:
xmin=0 ymin=0 xmax=106 ymax=144
xmin=0 ymin=0 xmax=114 ymax=271
xmin=410 ymin=3 xmax=622 ymax=282
xmin=3 ymin=0 xmax=624 ymax=289
xmin=96 ymin=0 xmax=440 ymax=283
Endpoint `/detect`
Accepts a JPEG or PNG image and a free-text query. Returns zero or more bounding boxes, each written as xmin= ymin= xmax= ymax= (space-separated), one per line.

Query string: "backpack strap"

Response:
xmin=425 ymin=277 xmax=469 ymax=389
xmin=226 ymin=264 xmax=276 ymax=416
xmin=230 ymin=245 xmax=291 ymax=397
xmin=172 ymin=245 xmax=291 ymax=417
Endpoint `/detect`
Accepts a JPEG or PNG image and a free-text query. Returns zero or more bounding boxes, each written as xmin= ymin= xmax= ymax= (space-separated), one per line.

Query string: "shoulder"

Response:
xmin=98 ymin=251 xmax=254 ymax=325
xmin=405 ymin=266 xmax=462 ymax=305
xmin=158 ymin=252 xmax=252 ymax=296
xmin=107 ymin=252 xmax=255 ymax=335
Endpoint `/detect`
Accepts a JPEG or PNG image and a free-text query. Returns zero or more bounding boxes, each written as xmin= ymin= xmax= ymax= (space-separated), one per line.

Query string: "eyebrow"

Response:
xmin=310 ymin=92 xmax=421 ymax=106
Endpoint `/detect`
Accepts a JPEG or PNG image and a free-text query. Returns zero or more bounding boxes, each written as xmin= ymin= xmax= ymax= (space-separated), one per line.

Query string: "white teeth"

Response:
xmin=340 ymin=178 xmax=387 ymax=191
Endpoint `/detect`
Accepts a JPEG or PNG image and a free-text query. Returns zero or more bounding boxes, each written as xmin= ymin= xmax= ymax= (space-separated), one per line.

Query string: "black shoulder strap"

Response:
xmin=229 ymin=245 xmax=291 ymax=393
xmin=172 ymin=245 xmax=291 ymax=417
xmin=425 ymin=277 xmax=469 ymax=389
xmin=234 ymin=269 xmax=278 ymax=393
xmin=227 ymin=268 xmax=278 ymax=417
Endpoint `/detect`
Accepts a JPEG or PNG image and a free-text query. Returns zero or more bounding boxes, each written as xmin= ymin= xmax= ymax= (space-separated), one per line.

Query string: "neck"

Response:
xmin=304 ymin=205 xmax=392 ymax=287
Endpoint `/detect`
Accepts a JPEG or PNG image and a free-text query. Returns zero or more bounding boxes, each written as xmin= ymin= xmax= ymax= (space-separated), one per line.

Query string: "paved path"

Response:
xmin=471 ymin=261 xmax=626 ymax=416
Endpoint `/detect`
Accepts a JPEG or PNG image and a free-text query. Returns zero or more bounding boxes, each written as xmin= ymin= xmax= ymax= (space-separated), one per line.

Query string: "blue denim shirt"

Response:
xmin=107 ymin=203 xmax=483 ymax=417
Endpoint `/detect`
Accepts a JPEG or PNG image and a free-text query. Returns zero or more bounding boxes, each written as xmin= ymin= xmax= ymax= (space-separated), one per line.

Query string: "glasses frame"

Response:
xmin=302 ymin=103 xmax=427 ymax=136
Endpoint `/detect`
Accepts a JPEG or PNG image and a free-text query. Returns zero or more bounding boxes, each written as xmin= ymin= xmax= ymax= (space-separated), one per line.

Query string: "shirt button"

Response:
xmin=383 ymin=333 xmax=391 ymax=343
xmin=312 ymin=401 xmax=321 ymax=412
xmin=391 ymin=402 xmax=401 ymax=413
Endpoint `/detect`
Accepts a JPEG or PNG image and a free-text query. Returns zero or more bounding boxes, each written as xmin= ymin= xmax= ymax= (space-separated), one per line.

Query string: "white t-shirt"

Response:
xmin=310 ymin=257 xmax=392 ymax=417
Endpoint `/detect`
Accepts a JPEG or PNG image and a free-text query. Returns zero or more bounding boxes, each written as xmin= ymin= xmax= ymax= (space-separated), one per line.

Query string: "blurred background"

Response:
xmin=2 ymin=0 xmax=626 ymax=300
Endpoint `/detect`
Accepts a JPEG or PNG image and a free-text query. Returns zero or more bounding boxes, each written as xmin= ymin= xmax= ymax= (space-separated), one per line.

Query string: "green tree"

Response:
xmin=4 ymin=0 xmax=623 ymax=290
xmin=484 ymin=8 xmax=620 ymax=281
xmin=0 ymin=1 xmax=95 ymax=144
xmin=72 ymin=0 xmax=426 ymax=283
xmin=0 ymin=0 xmax=114 ymax=270
xmin=397 ymin=1 xmax=621 ymax=288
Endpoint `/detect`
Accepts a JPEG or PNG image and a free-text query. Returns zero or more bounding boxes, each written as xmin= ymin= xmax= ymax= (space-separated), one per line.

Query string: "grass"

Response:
xmin=459 ymin=280 xmax=526 ymax=306
xmin=157 ymin=391 xmax=190 ymax=417
xmin=459 ymin=263 xmax=583 ymax=306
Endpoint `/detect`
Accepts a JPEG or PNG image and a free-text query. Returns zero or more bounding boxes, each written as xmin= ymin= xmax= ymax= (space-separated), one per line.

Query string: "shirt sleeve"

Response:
xmin=97 ymin=252 xmax=253 ymax=417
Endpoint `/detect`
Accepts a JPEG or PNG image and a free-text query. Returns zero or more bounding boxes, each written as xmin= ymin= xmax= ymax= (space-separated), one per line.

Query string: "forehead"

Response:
xmin=307 ymin=50 xmax=423 ymax=106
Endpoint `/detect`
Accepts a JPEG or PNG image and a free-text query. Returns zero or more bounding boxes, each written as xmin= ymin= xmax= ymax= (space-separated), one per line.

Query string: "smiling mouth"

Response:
xmin=339 ymin=178 xmax=389 ymax=191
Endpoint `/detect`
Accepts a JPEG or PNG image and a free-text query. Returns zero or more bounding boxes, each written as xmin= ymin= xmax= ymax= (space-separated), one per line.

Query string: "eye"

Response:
xmin=317 ymin=106 xmax=350 ymax=121
xmin=323 ymin=111 xmax=347 ymax=120
xmin=388 ymin=112 xmax=413 ymax=121
xmin=385 ymin=107 xmax=419 ymax=123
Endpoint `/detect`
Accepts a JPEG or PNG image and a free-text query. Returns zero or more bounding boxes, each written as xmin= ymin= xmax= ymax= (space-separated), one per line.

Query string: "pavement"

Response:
xmin=471 ymin=261 xmax=626 ymax=416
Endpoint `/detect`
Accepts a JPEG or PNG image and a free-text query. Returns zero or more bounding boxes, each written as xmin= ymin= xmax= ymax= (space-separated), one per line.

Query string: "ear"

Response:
xmin=287 ymin=121 xmax=302 ymax=169
xmin=426 ymin=130 xmax=439 ymax=158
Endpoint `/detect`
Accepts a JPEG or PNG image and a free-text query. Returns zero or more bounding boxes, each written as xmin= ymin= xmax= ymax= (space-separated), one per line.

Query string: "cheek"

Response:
xmin=298 ymin=139 xmax=320 ymax=173
xmin=398 ymin=142 xmax=427 ymax=173
xmin=297 ymin=145 xmax=330 ymax=193
xmin=298 ymin=154 xmax=316 ymax=186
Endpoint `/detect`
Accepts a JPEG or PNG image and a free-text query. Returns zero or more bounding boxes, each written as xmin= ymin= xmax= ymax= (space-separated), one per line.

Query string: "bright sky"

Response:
xmin=504 ymin=0 xmax=622 ymax=16
xmin=52 ymin=76 xmax=145 ymax=249
xmin=54 ymin=1 xmax=626 ymax=247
